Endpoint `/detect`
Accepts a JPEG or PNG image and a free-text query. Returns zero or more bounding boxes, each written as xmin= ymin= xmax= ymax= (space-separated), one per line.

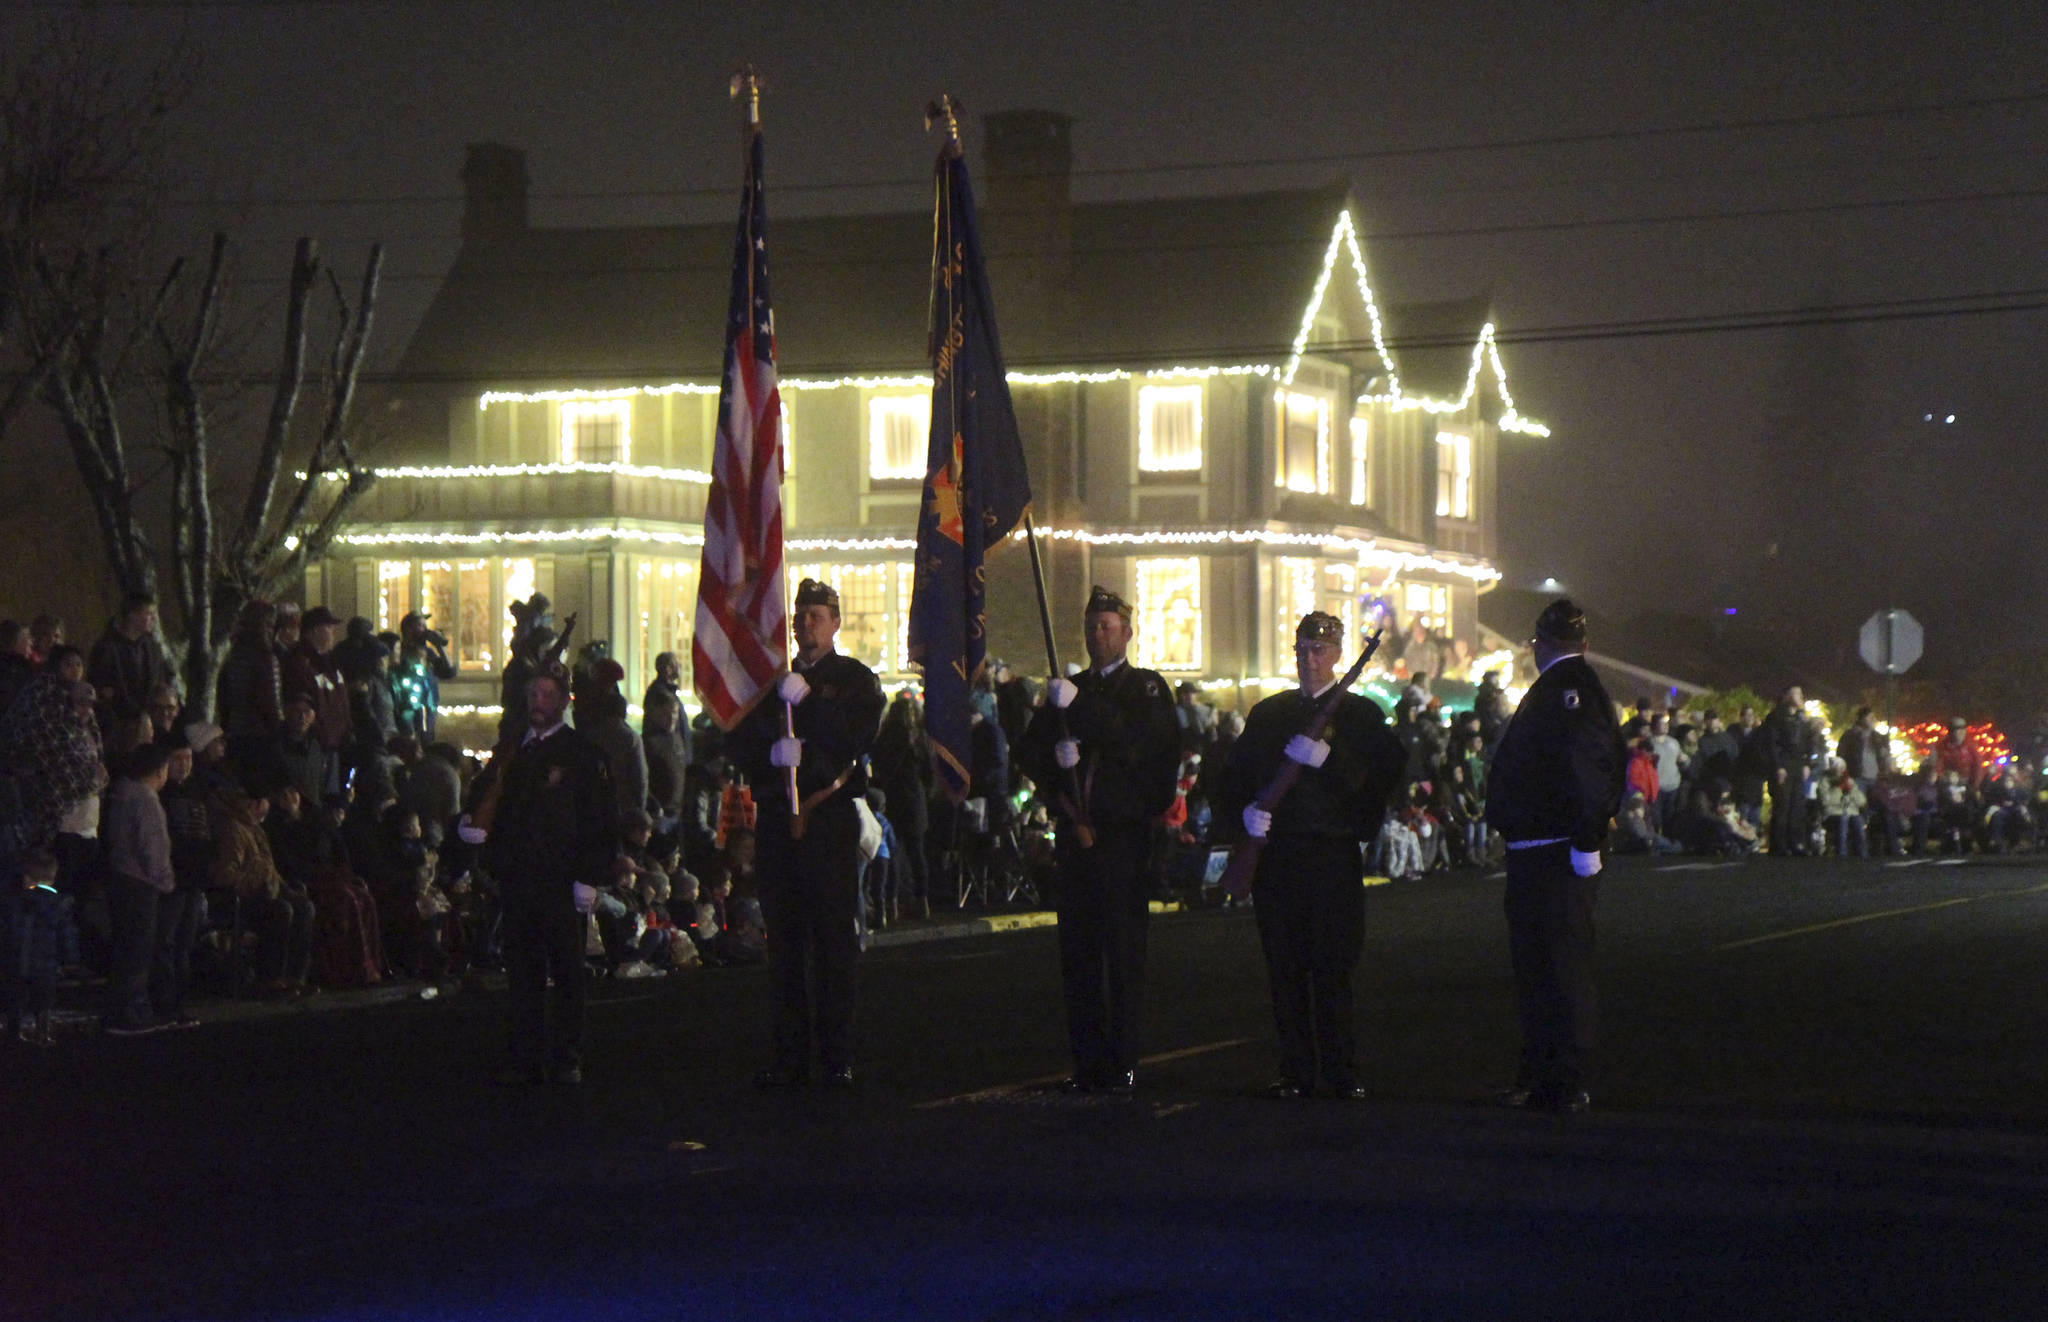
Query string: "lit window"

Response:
xmin=497 ymin=558 xmax=536 ymax=670
xmin=1402 ymin=581 xmax=1450 ymax=632
xmin=419 ymin=561 xmax=454 ymax=649
xmin=1324 ymin=562 xmax=1359 ymax=647
xmin=867 ymin=395 xmax=930 ymax=481
xmin=1349 ymin=416 xmax=1370 ymax=506
xmin=560 ymin=399 xmax=632 ymax=464
xmin=451 ymin=560 xmax=489 ymax=669
xmin=1274 ymin=556 xmax=1320 ymax=672
xmin=1273 ymin=390 xmax=1331 ymax=494
xmin=376 ymin=561 xmax=412 ymax=632
xmin=634 ymin=557 xmax=700 ymax=698
xmin=1132 ymin=557 xmax=1202 ymax=672
xmin=1138 ymin=384 xmax=1203 ymax=472
xmin=1435 ymin=431 xmax=1472 ymax=520
xmin=779 ymin=396 xmax=793 ymax=478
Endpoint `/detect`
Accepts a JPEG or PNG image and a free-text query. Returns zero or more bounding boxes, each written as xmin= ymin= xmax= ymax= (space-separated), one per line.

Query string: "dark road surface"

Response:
xmin=8 ymin=854 xmax=2048 ymax=1320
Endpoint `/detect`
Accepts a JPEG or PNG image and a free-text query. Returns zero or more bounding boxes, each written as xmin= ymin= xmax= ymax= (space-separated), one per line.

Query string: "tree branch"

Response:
xmin=231 ymin=235 xmax=316 ymax=574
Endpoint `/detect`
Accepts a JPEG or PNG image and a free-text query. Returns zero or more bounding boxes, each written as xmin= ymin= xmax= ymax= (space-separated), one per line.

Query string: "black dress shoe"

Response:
xmin=1493 ymin=1085 xmax=1533 ymax=1109
xmin=1056 ymin=1074 xmax=1099 ymax=1094
xmin=1104 ymin=1070 xmax=1135 ymax=1093
xmin=1262 ymin=1079 xmax=1309 ymax=1100
xmin=1524 ymin=1087 xmax=1590 ymax=1114
xmin=753 ymin=1064 xmax=808 ymax=1089
xmin=1326 ymin=1082 xmax=1368 ymax=1101
xmin=820 ymin=1065 xmax=856 ymax=1089
xmin=549 ymin=1063 xmax=583 ymax=1085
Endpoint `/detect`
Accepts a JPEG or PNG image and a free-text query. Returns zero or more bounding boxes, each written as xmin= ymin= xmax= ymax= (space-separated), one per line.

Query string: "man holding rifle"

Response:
xmin=1017 ymin=586 xmax=1180 ymax=1094
xmin=1218 ymin=611 xmax=1405 ymax=1100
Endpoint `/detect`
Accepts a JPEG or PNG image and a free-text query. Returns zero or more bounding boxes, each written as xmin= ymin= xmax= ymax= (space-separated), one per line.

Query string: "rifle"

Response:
xmin=1219 ymin=628 xmax=1384 ymax=898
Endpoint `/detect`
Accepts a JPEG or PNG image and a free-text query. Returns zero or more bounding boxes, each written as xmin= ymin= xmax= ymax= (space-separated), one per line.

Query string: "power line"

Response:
xmin=198 ymin=182 xmax=2048 ymax=287
xmin=162 ymin=89 xmax=2048 ymax=210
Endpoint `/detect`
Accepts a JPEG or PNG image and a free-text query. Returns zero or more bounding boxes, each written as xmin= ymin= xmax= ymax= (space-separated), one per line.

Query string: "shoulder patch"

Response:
xmin=1564 ymin=689 xmax=1581 ymax=710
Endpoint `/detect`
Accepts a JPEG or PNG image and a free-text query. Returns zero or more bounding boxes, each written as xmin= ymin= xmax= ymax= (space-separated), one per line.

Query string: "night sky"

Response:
xmin=11 ymin=0 xmax=2047 ymax=675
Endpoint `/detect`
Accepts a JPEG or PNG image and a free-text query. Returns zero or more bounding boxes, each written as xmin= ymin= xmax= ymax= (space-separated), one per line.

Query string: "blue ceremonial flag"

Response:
xmin=907 ymin=139 xmax=1033 ymax=802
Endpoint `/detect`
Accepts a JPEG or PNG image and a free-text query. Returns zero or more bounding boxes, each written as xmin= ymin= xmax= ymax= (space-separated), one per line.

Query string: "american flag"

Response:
xmin=693 ymin=128 xmax=786 ymax=730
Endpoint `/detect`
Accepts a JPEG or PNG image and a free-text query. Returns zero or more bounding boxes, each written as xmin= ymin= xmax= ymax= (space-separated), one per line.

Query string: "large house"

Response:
xmin=314 ymin=111 xmax=1548 ymax=735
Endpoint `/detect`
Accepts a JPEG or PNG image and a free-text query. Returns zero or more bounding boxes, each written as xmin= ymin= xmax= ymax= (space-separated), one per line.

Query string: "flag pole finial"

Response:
xmin=729 ymin=64 xmax=761 ymax=126
xmin=924 ymin=94 xmax=964 ymax=152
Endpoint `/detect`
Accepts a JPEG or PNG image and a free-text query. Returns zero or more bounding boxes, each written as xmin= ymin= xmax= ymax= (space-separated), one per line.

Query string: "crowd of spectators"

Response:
xmin=0 ymin=595 xmax=775 ymax=1043
xmin=8 ymin=594 xmax=2043 ymax=1044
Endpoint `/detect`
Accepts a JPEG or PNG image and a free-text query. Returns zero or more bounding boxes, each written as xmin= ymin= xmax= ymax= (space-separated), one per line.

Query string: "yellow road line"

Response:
xmin=1715 ymin=881 xmax=2048 ymax=951
xmin=914 ymin=1036 xmax=1257 ymax=1110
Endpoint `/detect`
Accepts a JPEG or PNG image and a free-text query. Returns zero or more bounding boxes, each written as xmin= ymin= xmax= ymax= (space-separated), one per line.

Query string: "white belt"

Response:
xmin=1505 ymin=836 xmax=1569 ymax=850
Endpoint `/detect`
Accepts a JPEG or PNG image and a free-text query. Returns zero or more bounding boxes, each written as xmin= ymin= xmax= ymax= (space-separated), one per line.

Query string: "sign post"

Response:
xmin=1859 ymin=608 xmax=1924 ymax=740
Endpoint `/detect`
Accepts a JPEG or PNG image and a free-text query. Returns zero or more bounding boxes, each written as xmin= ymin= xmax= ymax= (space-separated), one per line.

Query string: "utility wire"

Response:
xmin=161 ymin=90 xmax=2048 ymax=209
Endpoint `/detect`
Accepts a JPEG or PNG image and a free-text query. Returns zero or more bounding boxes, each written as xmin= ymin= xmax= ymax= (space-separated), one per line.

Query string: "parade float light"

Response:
xmin=1897 ymin=720 xmax=2012 ymax=769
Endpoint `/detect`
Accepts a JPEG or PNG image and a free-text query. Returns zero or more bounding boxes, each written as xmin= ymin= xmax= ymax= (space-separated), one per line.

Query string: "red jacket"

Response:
xmin=1626 ymin=748 xmax=1661 ymax=803
xmin=1932 ymin=737 xmax=1982 ymax=789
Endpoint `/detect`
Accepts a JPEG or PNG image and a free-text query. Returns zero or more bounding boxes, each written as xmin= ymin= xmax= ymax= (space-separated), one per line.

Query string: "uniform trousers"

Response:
xmin=1252 ymin=835 xmax=1366 ymax=1089
xmin=756 ymin=800 xmax=861 ymax=1072
xmin=1052 ymin=821 xmax=1150 ymax=1080
xmin=1503 ymin=842 xmax=1598 ymax=1093
xmin=500 ymin=882 xmax=587 ymax=1071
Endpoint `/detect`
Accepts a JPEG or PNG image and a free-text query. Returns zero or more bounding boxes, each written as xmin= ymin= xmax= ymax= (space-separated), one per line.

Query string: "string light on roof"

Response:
xmin=309 ymin=462 xmax=713 ymax=484
xmin=477 ymin=364 xmax=1277 ymax=409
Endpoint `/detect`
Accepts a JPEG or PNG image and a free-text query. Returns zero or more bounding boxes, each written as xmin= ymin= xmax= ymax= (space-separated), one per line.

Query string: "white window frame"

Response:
xmin=867 ymin=395 xmax=930 ymax=482
xmin=1349 ymin=415 xmax=1370 ymax=507
xmin=559 ymin=398 xmax=633 ymax=465
xmin=1274 ymin=389 xmax=1332 ymax=495
xmin=1137 ymin=383 xmax=1204 ymax=473
xmin=1436 ymin=430 xmax=1472 ymax=521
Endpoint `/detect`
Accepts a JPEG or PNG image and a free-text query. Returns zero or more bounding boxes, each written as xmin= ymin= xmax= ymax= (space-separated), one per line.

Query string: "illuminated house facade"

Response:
xmin=314 ymin=112 xmax=1548 ymax=731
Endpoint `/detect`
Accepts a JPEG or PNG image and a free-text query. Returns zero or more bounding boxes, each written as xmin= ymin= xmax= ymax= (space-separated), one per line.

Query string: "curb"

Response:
xmin=867 ymin=878 xmax=1394 ymax=950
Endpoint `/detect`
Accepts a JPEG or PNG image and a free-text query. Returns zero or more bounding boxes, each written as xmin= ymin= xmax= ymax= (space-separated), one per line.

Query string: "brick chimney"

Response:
xmin=461 ymin=143 xmax=529 ymax=248
xmin=979 ymin=110 xmax=1073 ymax=360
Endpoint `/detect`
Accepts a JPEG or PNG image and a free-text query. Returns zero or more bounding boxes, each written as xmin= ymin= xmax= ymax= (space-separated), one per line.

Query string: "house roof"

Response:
xmin=394 ymin=176 xmax=1524 ymax=410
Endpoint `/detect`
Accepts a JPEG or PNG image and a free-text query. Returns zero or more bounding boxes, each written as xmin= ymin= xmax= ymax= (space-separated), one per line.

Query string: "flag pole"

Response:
xmin=732 ymin=66 xmax=799 ymax=835
xmin=923 ymin=93 xmax=1093 ymax=849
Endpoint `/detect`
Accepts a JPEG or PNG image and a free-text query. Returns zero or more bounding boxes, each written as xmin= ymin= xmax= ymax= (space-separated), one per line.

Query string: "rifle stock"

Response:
xmin=1220 ymin=629 xmax=1384 ymax=897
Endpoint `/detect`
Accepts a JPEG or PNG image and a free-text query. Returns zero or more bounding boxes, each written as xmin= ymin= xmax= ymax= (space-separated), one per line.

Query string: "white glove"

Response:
xmin=770 ymin=736 xmax=803 ymax=768
xmin=778 ymin=671 xmax=810 ymax=705
xmin=1047 ymin=677 xmax=1077 ymax=709
xmin=1242 ymin=805 xmax=1272 ymax=839
xmin=456 ymin=814 xmax=487 ymax=845
xmin=1284 ymin=735 xmax=1331 ymax=768
xmin=571 ymin=882 xmax=598 ymax=915
xmin=1570 ymin=848 xmax=1602 ymax=877
xmin=1054 ymin=738 xmax=1080 ymax=770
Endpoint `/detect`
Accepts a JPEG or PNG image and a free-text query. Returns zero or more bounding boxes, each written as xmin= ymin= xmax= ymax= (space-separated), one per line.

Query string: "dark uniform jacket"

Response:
xmin=728 ymin=651 xmax=885 ymax=814
xmin=481 ymin=724 xmax=618 ymax=892
xmin=1484 ymin=655 xmax=1626 ymax=852
xmin=1016 ymin=661 xmax=1181 ymax=827
xmin=1216 ymin=688 xmax=1406 ymax=840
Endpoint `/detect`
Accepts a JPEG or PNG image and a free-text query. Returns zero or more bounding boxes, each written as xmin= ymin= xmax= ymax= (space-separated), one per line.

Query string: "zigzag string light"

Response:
xmin=1278 ymin=209 xmax=1551 ymax=437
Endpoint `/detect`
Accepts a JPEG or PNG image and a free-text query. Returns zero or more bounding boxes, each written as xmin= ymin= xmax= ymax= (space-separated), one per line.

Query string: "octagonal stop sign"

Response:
xmin=1859 ymin=609 xmax=1923 ymax=676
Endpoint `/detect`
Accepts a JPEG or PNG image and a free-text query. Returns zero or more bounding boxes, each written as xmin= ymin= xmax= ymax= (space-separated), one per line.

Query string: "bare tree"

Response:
xmin=4 ymin=12 xmax=384 ymax=716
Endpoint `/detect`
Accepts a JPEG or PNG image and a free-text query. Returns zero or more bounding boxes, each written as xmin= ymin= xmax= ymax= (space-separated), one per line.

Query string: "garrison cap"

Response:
xmin=1084 ymin=585 xmax=1133 ymax=620
xmin=794 ymin=578 xmax=840 ymax=613
xmin=1295 ymin=611 xmax=1344 ymax=645
xmin=1534 ymin=597 xmax=1587 ymax=647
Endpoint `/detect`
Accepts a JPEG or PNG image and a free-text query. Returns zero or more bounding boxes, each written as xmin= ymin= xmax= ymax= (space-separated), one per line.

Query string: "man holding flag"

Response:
xmin=693 ymin=86 xmax=881 ymax=1090
xmin=907 ymin=98 xmax=1034 ymax=808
